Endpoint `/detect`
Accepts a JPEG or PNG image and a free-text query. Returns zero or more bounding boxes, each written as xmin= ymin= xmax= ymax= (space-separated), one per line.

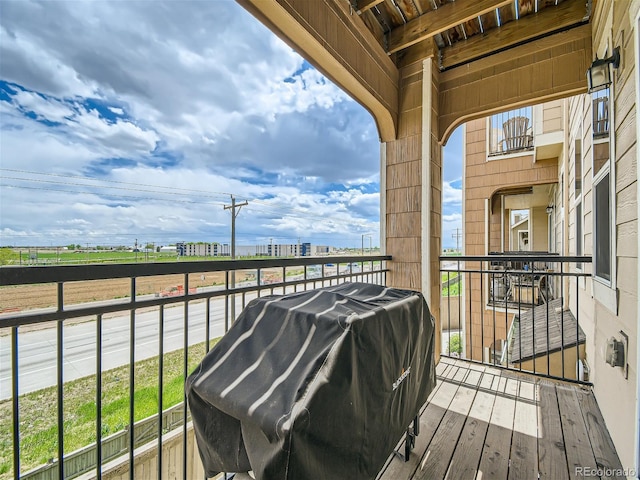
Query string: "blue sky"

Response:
xmin=0 ymin=0 xmax=462 ymax=249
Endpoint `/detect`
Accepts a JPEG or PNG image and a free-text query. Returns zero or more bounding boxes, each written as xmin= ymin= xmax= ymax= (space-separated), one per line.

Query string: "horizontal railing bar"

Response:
xmin=440 ymin=268 xmax=590 ymax=277
xmin=0 ymin=265 xmax=389 ymax=328
xmin=0 ymin=255 xmax=391 ymax=286
xmin=440 ymin=255 xmax=591 ymax=263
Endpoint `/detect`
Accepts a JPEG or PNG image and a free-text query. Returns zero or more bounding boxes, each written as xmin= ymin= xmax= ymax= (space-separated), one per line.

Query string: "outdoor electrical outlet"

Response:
xmin=605 ymin=331 xmax=629 ymax=379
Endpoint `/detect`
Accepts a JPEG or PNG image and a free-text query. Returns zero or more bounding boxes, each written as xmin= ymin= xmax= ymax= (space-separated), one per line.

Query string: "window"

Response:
xmin=575 ymin=139 xmax=582 ymax=196
xmin=592 ymin=89 xmax=609 ymax=138
xmin=594 ymin=172 xmax=611 ymax=281
xmin=574 ymin=138 xmax=582 ymax=269
xmin=592 ymin=85 xmax=612 ymax=284
xmin=576 ymin=201 xmax=583 ymax=268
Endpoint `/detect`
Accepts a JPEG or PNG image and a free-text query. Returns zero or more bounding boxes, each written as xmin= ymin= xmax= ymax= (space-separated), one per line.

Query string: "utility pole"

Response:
xmin=224 ymin=195 xmax=248 ymax=324
xmin=361 ymin=233 xmax=372 ymax=256
xmin=452 ymin=228 xmax=462 ymax=253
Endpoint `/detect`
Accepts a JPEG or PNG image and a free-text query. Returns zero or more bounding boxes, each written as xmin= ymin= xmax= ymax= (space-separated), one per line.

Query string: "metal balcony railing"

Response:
xmin=488 ymin=107 xmax=534 ymax=156
xmin=0 ymin=255 xmax=389 ymax=479
xmin=440 ymin=254 xmax=591 ymax=384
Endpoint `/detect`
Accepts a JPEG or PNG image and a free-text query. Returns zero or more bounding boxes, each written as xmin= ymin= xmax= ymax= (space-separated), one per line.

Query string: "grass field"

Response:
xmin=0 ymin=339 xmax=220 ymax=479
xmin=441 ymin=271 xmax=460 ymax=296
xmin=12 ymin=249 xmax=234 ymax=265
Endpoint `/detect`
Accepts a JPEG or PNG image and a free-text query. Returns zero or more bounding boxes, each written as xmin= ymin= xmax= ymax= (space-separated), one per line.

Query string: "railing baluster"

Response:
xmin=560 ymin=262 xmax=565 ymax=379
xmin=158 ymin=305 xmax=164 ymax=479
xmin=225 ymin=271 xmax=230 ymax=332
xmin=546 ymin=271 xmax=550 ymax=376
xmin=205 ymin=299 xmax=211 ymax=353
xmin=12 ymin=326 xmax=20 ymax=480
xmin=57 ymin=281 xmax=64 ymax=480
xmin=446 ymin=271 xmax=451 ymax=355
xmin=530 ymin=268 xmax=536 ymax=374
xmin=468 ymin=272 xmax=473 ymax=359
xmin=576 ymin=274 xmax=580 ymax=379
xmin=517 ymin=266 xmax=522 ymax=372
xmin=129 ymin=277 xmax=136 ymax=480
xmin=96 ymin=314 xmax=103 ymax=480
xmin=182 ymin=274 xmax=188 ymax=480
xmin=480 ymin=268 xmax=484 ymax=364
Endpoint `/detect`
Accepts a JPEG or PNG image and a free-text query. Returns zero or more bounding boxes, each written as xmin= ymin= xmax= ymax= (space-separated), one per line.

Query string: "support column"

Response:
xmin=424 ymin=58 xmax=442 ymax=364
xmin=385 ymin=57 xmax=441 ymax=363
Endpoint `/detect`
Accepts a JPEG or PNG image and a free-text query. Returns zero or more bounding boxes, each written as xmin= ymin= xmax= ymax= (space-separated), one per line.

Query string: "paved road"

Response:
xmin=0 ymin=272 xmax=374 ymax=400
xmin=0 ymin=294 xmax=256 ymax=400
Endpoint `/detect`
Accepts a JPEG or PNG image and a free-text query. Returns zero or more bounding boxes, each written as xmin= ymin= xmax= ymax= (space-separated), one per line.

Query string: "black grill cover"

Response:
xmin=186 ymin=282 xmax=435 ymax=479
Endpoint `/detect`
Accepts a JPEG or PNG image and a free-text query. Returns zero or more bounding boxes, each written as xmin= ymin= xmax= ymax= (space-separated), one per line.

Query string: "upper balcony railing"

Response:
xmin=0 ymin=255 xmax=389 ymax=479
xmin=440 ymin=254 xmax=591 ymax=384
xmin=488 ymin=107 xmax=534 ymax=156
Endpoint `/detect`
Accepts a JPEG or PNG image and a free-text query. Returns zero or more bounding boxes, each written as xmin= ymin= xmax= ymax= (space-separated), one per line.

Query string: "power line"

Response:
xmin=0 ymin=168 xmax=377 ymax=225
xmin=0 ymin=168 xmax=234 ymax=197
xmin=1 ymin=183 xmax=375 ymax=229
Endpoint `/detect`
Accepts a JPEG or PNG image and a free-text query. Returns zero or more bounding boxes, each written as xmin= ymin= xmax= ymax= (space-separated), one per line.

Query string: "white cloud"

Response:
xmin=12 ymin=89 xmax=75 ymax=122
xmin=0 ymin=0 xmax=382 ymax=248
xmin=443 ymin=179 xmax=462 ymax=205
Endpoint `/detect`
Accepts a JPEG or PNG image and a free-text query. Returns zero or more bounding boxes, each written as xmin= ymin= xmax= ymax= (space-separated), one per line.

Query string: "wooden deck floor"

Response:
xmin=377 ymin=357 xmax=625 ymax=480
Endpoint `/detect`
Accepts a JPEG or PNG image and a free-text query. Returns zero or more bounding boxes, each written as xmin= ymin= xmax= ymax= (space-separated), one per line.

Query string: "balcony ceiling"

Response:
xmin=355 ymin=0 xmax=591 ymax=69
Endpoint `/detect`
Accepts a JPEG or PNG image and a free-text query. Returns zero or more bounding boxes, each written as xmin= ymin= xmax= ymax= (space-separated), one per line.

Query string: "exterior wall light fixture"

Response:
xmin=546 ymin=205 xmax=554 ymax=214
xmin=587 ymin=47 xmax=620 ymax=93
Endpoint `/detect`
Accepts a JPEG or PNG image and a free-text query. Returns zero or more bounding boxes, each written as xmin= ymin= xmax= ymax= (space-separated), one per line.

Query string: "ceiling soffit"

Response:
xmin=352 ymin=0 xmax=591 ymax=71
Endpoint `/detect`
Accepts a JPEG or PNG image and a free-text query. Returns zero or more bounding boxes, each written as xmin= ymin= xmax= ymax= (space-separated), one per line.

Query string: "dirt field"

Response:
xmin=0 ymin=269 xmax=267 ymax=314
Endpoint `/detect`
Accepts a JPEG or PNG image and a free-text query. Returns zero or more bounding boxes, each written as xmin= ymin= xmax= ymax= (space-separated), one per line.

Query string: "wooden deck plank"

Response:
xmin=376 ymin=360 xmax=623 ymax=480
xmin=377 ymin=378 xmax=461 ymax=479
xmin=478 ymin=392 xmax=516 ymax=480
xmin=444 ymin=365 xmax=460 ymax=380
xmin=496 ymin=376 xmax=508 ymax=393
xmin=575 ymin=388 xmax=626 ymax=480
xmin=508 ymin=391 xmax=538 ymax=480
xmin=479 ymin=372 xmax=497 ymax=390
xmin=452 ymin=365 xmax=468 ymax=383
xmin=538 ymin=382 xmax=570 ymax=480
xmin=483 ymin=365 xmax=503 ymax=376
xmin=518 ymin=380 xmax=536 ymax=402
xmin=436 ymin=359 xmax=452 ymax=376
xmin=465 ymin=361 xmax=488 ymax=372
xmin=463 ymin=368 xmax=482 ymax=387
xmin=412 ymin=385 xmax=477 ymax=479
xmin=556 ymin=385 xmax=599 ymax=476
xmin=504 ymin=378 xmax=519 ymax=397
xmin=445 ymin=390 xmax=496 ymax=479
xmin=376 ymin=374 xmax=447 ymax=478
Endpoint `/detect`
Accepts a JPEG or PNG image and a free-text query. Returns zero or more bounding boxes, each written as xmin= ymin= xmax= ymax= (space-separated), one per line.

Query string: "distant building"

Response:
xmin=176 ymin=242 xmax=230 ymax=257
xmin=175 ymin=241 xmax=332 ymax=258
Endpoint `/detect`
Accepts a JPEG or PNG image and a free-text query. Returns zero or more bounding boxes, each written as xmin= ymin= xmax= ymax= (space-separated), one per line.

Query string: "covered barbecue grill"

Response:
xmin=186 ymin=282 xmax=435 ymax=479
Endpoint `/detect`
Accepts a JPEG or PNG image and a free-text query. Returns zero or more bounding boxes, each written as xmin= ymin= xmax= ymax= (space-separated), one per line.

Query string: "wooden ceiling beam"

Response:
xmin=397 ymin=37 xmax=438 ymax=68
xmin=440 ymin=0 xmax=590 ymax=69
xmin=387 ymin=0 xmax=512 ymax=54
xmin=356 ymin=0 xmax=386 ymax=14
